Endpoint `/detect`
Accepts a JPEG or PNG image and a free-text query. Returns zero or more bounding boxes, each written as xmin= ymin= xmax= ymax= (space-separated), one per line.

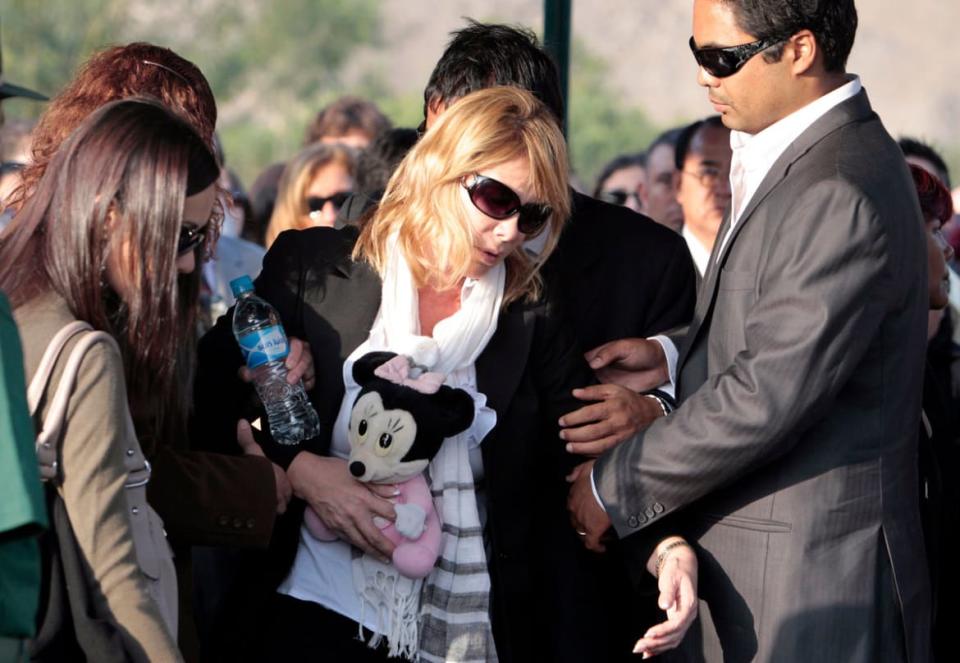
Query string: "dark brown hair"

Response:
xmin=0 ymin=98 xmax=218 ymax=435
xmin=303 ymin=95 xmax=391 ymax=146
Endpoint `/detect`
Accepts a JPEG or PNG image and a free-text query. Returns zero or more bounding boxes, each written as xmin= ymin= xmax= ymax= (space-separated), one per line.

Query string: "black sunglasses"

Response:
xmin=178 ymin=223 xmax=208 ymax=256
xmin=688 ymin=35 xmax=786 ymax=78
xmin=462 ymin=175 xmax=552 ymax=236
xmin=307 ymin=192 xmax=351 ymax=215
xmin=598 ymin=189 xmax=641 ymax=207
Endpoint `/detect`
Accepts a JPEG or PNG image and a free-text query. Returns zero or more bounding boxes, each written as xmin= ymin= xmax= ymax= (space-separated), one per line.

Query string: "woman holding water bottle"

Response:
xmin=195 ymin=87 xmax=697 ymax=661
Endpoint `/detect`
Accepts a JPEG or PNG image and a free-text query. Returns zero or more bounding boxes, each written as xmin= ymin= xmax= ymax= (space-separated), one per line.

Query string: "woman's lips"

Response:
xmin=478 ymin=247 xmax=501 ymax=264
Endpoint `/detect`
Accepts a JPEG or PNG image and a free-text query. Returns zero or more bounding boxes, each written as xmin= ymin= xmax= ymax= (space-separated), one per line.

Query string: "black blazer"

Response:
xmin=194 ymin=226 xmax=596 ymax=663
xmin=546 ymin=191 xmax=696 ymax=350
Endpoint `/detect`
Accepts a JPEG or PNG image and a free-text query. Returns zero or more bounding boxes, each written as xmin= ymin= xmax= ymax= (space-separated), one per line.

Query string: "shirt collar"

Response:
xmin=682 ymin=225 xmax=712 ymax=276
xmin=730 ymin=75 xmax=862 ymax=173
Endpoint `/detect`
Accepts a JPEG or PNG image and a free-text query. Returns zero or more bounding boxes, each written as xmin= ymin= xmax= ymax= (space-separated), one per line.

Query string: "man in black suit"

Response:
xmin=416 ymin=21 xmax=697 ymax=661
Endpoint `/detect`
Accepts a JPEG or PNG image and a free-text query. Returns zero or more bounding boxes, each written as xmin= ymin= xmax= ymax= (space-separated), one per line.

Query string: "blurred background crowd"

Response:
xmin=1 ymin=2 xmax=959 ymax=662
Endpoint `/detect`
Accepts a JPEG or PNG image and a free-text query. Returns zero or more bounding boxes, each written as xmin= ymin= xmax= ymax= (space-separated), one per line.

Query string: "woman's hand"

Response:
xmin=635 ymin=537 xmax=699 ymax=659
xmin=287 ymin=452 xmax=397 ymax=562
xmin=238 ymin=337 xmax=315 ymax=390
xmin=236 ymin=419 xmax=292 ymax=514
xmin=565 ymin=460 xmax=612 ymax=553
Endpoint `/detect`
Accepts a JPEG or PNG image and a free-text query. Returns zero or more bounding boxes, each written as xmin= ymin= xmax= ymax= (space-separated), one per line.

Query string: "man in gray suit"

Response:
xmin=567 ymin=1 xmax=931 ymax=660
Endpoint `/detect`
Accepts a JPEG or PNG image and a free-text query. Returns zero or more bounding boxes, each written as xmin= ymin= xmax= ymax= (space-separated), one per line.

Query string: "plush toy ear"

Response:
xmin=434 ymin=386 xmax=476 ymax=437
xmin=352 ymin=351 xmax=398 ymax=386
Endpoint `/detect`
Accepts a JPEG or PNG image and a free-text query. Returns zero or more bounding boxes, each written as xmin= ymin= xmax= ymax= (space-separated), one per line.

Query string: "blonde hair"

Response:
xmin=354 ymin=86 xmax=570 ymax=306
xmin=264 ymin=143 xmax=356 ymax=247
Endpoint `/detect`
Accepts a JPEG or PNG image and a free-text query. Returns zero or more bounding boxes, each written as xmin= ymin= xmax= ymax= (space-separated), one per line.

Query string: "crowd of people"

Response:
xmin=1 ymin=1 xmax=958 ymax=662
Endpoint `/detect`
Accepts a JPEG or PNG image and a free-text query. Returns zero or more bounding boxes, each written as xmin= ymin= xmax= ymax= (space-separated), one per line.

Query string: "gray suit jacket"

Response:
xmin=594 ymin=90 xmax=931 ymax=662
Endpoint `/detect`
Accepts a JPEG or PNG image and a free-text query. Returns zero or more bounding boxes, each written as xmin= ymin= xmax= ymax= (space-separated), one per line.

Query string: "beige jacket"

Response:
xmin=16 ymin=294 xmax=182 ymax=662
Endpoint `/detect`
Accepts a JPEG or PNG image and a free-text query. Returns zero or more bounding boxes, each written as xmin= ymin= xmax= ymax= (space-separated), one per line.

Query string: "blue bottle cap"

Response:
xmin=229 ymin=275 xmax=255 ymax=298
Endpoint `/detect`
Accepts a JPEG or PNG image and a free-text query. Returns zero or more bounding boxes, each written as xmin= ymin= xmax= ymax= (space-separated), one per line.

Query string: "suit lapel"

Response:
xmin=475 ymin=306 xmax=535 ymax=418
xmin=677 ymin=89 xmax=876 ymax=374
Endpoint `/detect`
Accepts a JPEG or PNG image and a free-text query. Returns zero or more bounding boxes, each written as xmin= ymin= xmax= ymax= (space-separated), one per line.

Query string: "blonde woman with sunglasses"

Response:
xmin=196 ymin=86 xmax=697 ymax=662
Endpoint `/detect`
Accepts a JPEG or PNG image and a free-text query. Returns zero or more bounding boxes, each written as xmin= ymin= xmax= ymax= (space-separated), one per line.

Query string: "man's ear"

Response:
xmin=787 ymin=29 xmax=818 ymax=76
xmin=424 ymin=96 xmax=448 ymax=132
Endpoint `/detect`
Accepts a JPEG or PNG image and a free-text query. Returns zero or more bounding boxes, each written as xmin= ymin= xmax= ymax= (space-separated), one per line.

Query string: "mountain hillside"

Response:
xmin=351 ymin=0 xmax=960 ymax=163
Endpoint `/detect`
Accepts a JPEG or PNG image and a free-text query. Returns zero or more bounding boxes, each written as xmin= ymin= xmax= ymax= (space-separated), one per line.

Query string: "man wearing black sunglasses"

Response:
xmin=572 ymin=1 xmax=933 ymax=662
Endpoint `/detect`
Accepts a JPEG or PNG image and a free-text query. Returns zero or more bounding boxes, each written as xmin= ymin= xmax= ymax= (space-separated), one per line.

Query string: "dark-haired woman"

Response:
xmin=0 ymin=98 xmax=220 ymax=662
xmin=909 ymin=164 xmax=958 ymax=663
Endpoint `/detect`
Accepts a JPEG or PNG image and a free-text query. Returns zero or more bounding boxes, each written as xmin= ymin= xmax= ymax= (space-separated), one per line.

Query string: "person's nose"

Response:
xmin=495 ymin=216 xmax=522 ymax=244
xmin=944 ymin=239 xmax=955 ymax=264
xmin=697 ymin=65 xmax=719 ymax=88
xmin=320 ymin=201 xmax=338 ymax=227
xmin=176 ymin=250 xmax=197 ymax=275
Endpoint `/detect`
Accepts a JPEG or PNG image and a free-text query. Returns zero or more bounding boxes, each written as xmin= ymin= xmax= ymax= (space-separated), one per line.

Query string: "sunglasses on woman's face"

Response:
xmin=598 ymin=189 xmax=641 ymax=207
xmin=688 ymin=35 xmax=785 ymax=78
xmin=462 ymin=175 xmax=552 ymax=235
xmin=178 ymin=223 xmax=208 ymax=256
xmin=307 ymin=192 xmax=351 ymax=215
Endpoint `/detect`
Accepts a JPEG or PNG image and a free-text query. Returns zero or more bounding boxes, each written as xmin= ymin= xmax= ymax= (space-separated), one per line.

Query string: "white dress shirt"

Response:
xmin=682 ymin=225 xmax=711 ymax=277
xmin=719 ymin=76 xmax=862 ymax=253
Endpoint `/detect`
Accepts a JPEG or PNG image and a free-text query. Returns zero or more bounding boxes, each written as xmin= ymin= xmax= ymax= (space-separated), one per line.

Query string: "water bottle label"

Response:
xmin=238 ymin=326 xmax=289 ymax=368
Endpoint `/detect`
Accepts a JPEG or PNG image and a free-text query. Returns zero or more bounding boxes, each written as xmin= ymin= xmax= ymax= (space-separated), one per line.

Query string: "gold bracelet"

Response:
xmin=655 ymin=539 xmax=691 ymax=578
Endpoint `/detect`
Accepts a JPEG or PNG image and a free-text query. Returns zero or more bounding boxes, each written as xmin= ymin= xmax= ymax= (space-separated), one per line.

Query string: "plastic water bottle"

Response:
xmin=230 ymin=275 xmax=320 ymax=445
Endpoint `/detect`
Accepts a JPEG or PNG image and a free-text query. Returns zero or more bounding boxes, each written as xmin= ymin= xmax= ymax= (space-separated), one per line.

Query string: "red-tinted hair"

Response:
xmin=910 ymin=164 xmax=954 ymax=223
xmin=21 ymin=43 xmax=216 ymax=203
xmin=10 ymin=43 xmax=219 ymax=443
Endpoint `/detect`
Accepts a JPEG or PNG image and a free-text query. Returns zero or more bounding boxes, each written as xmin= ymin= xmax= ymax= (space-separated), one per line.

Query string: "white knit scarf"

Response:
xmin=346 ymin=238 xmax=502 ymax=661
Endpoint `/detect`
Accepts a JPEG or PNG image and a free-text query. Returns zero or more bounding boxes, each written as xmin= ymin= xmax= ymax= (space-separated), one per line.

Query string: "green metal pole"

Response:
xmin=543 ymin=0 xmax=571 ymax=137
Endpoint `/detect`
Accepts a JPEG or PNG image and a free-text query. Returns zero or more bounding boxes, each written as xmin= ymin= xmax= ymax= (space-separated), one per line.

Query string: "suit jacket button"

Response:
xmin=246 ymin=518 xmax=255 ymax=529
xmin=653 ymin=502 xmax=665 ymax=514
xmin=218 ymin=515 xmax=228 ymax=526
xmin=628 ymin=515 xmax=639 ymax=528
xmin=232 ymin=518 xmax=243 ymax=528
xmin=645 ymin=507 xmax=655 ymax=519
xmin=637 ymin=513 xmax=648 ymax=524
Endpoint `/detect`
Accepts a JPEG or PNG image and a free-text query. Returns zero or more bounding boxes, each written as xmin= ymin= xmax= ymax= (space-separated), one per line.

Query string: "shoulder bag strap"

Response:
xmin=27 ymin=321 xmax=91 ymax=414
xmin=28 ymin=322 xmax=119 ymax=483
